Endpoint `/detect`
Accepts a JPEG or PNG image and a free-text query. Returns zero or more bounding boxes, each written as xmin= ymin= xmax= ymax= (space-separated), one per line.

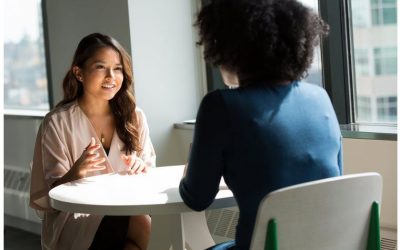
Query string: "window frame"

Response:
xmin=41 ymin=0 xmax=54 ymax=110
xmin=320 ymin=0 xmax=397 ymax=140
xmin=3 ymin=0 xmax=53 ymax=117
xmin=319 ymin=0 xmax=355 ymax=125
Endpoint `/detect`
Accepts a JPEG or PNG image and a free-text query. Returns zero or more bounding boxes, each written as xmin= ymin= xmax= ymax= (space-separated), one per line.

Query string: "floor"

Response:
xmin=4 ymin=226 xmax=41 ymax=250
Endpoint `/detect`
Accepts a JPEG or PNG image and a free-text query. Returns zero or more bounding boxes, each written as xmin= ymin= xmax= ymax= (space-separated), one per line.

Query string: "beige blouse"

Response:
xmin=30 ymin=101 xmax=156 ymax=250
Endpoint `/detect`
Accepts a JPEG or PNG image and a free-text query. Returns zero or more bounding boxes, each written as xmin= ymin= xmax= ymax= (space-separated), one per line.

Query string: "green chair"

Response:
xmin=250 ymin=172 xmax=382 ymax=250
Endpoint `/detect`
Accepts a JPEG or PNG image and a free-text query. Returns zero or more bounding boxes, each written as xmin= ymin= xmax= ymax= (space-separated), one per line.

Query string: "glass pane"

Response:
xmin=373 ymin=47 xmax=397 ymax=75
xmin=383 ymin=0 xmax=396 ymax=4
xmin=354 ymin=49 xmax=370 ymax=76
xmin=352 ymin=0 xmax=370 ymax=27
xmin=4 ymin=0 xmax=49 ymax=111
xmin=371 ymin=9 xmax=381 ymax=25
xmin=299 ymin=0 xmax=323 ymax=86
xmin=351 ymin=0 xmax=397 ymax=123
xmin=382 ymin=8 xmax=397 ymax=24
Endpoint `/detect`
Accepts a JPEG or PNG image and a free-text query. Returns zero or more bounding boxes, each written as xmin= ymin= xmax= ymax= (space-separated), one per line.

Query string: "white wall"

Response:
xmin=128 ymin=0 xmax=204 ymax=166
xmin=44 ymin=0 xmax=132 ymax=104
xmin=342 ymin=138 xmax=397 ymax=230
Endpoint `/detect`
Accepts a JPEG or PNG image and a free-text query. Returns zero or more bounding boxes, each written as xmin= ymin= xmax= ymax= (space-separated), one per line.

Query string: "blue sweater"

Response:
xmin=179 ymin=81 xmax=342 ymax=249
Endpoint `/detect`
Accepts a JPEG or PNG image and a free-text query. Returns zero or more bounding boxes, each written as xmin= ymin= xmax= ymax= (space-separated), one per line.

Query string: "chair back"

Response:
xmin=250 ymin=172 xmax=382 ymax=250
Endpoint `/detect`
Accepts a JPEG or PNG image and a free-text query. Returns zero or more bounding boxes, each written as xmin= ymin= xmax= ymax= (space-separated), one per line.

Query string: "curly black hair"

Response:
xmin=196 ymin=0 xmax=329 ymax=86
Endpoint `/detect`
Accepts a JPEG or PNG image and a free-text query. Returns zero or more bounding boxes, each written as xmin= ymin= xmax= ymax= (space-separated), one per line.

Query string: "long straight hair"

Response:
xmin=56 ymin=33 xmax=141 ymax=154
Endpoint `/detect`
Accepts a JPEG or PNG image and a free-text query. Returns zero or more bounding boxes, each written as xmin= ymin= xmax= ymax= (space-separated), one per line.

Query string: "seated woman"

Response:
xmin=179 ymin=0 xmax=342 ymax=249
xmin=30 ymin=33 xmax=156 ymax=250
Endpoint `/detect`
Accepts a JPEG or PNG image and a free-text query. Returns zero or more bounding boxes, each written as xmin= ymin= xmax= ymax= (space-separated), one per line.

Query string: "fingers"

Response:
xmin=83 ymin=137 xmax=100 ymax=154
xmin=83 ymin=154 xmax=107 ymax=171
xmin=128 ymin=159 xmax=147 ymax=175
xmin=121 ymin=152 xmax=147 ymax=175
xmin=129 ymin=160 xmax=142 ymax=174
xmin=86 ymin=165 xmax=107 ymax=172
xmin=81 ymin=139 xmax=106 ymax=172
xmin=121 ymin=154 xmax=131 ymax=166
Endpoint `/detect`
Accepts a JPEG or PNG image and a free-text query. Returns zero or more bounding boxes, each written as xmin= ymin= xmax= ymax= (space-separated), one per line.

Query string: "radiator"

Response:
xmin=206 ymin=208 xmax=397 ymax=250
xmin=4 ymin=165 xmax=42 ymax=233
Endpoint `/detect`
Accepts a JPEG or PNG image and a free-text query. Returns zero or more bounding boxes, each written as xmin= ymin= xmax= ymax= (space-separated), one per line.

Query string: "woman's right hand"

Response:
xmin=52 ymin=137 xmax=106 ymax=188
xmin=71 ymin=137 xmax=106 ymax=179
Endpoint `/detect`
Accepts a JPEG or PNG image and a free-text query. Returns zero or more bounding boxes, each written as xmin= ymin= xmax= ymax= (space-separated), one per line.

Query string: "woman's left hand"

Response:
xmin=121 ymin=152 xmax=148 ymax=175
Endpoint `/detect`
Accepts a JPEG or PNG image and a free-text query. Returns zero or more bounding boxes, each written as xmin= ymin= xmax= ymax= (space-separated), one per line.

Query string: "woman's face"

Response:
xmin=75 ymin=47 xmax=124 ymax=102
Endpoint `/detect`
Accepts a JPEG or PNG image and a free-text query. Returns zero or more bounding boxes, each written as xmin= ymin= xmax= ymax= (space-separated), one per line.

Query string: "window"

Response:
xmin=320 ymin=0 xmax=397 ymax=126
xmin=377 ymin=96 xmax=397 ymax=122
xmin=356 ymin=96 xmax=372 ymax=121
xmin=354 ymin=49 xmax=370 ymax=76
xmin=352 ymin=0 xmax=371 ymax=27
xmin=350 ymin=0 xmax=397 ymax=123
xmin=300 ymin=0 xmax=323 ymax=86
xmin=373 ymin=47 xmax=397 ymax=75
xmin=4 ymin=0 xmax=50 ymax=112
xmin=371 ymin=0 xmax=397 ymax=26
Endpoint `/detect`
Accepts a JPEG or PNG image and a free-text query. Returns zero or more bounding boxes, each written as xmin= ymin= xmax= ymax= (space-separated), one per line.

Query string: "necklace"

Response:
xmin=78 ymin=101 xmax=111 ymax=147
xmin=100 ymin=133 xmax=105 ymax=146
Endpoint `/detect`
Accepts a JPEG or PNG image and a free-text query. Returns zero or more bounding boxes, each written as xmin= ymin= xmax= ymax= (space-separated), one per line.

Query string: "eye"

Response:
xmin=95 ymin=64 xmax=105 ymax=69
xmin=114 ymin=66 xmax=123 ymax=71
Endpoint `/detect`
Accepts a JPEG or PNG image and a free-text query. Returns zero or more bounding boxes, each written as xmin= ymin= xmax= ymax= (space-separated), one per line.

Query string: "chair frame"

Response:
xmin=250 ymin=172 xmax=382 ymax=250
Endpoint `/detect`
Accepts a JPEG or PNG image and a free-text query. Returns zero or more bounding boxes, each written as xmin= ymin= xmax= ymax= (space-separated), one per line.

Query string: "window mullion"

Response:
xmin=319 ymin=0 xmax=355 ymax=124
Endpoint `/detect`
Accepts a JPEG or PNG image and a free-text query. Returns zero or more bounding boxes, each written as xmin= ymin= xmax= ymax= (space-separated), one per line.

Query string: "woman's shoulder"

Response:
xmin=201 ymin=89 xmax=226 ymax=104
xmin=297 ymin=81 xmax=326 ymax=91
xmin=42 ymin=101 xmax=79 ymax=126
xmin=134 ymin=106 xmax=145 ymax=118
xmin=295 ymin=81 xmax=330 ymax=98
xmin=134 ymin=106 xmax=149 ymax=125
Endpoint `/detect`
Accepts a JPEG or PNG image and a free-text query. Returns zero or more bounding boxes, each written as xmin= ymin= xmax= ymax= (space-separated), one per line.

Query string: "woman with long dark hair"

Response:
xmin=30 ymin=33 xmax=155 ymax=250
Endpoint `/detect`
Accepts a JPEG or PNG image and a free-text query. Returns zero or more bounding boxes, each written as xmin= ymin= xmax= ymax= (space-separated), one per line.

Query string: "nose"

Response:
xmin=105 ymin=68 xmax=115 ymax=81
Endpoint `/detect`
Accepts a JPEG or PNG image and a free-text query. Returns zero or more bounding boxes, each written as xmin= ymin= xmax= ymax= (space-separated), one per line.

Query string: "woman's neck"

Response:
xmin=78 ymin=97 xmax=112 ymax=117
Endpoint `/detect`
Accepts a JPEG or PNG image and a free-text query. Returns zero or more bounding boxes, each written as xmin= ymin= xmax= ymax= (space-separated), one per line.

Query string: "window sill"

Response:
xmin=4 ymin=109 xmax=48 ymax=118
xmin=340 ymin=124 xmax=397 ymax=141
xmin=175 ymin=121 xmax=397 ymax=141
xmin=174 ymin=122 xmax=195 ymax=130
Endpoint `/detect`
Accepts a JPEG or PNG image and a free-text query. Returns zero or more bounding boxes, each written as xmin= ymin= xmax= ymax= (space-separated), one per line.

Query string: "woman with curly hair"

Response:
xmin=30 ymin=33 xmax=155 ymax=250
xmin=179 ymin=0 xmax=342 ymax=249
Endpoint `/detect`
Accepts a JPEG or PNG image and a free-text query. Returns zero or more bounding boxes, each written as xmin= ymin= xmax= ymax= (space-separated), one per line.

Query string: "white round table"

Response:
xmin=49 ymin=165 xmax=236 ymax=250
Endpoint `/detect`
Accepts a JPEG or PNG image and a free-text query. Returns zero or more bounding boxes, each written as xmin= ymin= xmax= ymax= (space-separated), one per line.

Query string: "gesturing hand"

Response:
xmin=121 ymin=152 xmax=148 ymax=175
xmin=72 ymin=137 xmax=106 ymax=179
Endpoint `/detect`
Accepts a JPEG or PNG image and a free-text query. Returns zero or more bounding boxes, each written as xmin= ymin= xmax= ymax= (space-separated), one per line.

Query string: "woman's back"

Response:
xmin=180 ymin=81 xmax=342 ymax=249
xmin=180 ymin=1 xmax=338 ymax=249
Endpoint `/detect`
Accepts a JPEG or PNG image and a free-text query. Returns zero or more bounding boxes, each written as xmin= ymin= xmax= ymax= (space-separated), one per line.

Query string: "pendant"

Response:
xmin=100 ymin=133 xmax=105 ymax=145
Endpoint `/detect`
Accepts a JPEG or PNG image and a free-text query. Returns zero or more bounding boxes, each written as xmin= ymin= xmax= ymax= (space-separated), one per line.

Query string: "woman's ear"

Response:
xmin=72 ymin=66 xmax=83 ymax=82
xmin=219 ymin=66 xmax=239 ymax=88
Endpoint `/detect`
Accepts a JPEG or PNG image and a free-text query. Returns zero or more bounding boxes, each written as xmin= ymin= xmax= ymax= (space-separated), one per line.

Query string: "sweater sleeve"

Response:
xmin=30 ymin=116 xmax=70 ymax=211
xmin=179 ymin=90 xmax=229 ymax=211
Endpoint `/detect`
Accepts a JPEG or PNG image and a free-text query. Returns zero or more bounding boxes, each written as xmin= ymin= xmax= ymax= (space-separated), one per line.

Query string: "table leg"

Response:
xmin=148 ymin=213 xmax=185 ymax=250
xmin=183 ymin=211 xmax=215 ymax=250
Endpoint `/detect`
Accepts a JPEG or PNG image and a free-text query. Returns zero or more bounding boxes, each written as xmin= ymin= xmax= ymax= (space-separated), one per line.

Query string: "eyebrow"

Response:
xmin=92 ymin=60 xmax=122 ymax=66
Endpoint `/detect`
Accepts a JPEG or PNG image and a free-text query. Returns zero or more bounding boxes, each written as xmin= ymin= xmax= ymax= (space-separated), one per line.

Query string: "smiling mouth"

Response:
xmin=101 ymin=83 xmax=115 ymax=89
